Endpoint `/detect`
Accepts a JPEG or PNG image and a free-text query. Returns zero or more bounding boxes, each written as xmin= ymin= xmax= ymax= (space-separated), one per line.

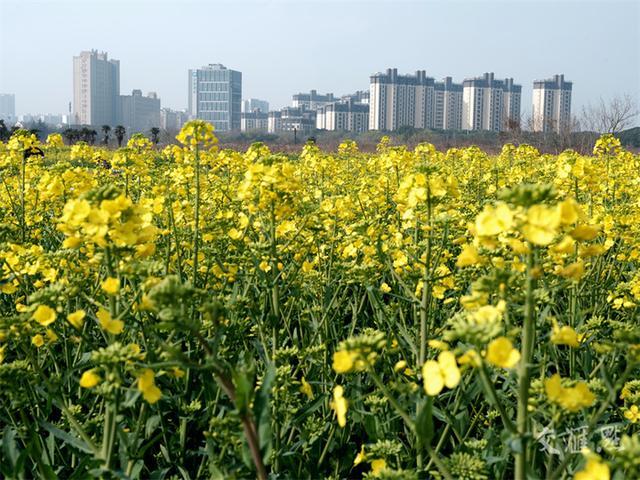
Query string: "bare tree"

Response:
xmin=581 ymin=94 xmax=639 ymax=134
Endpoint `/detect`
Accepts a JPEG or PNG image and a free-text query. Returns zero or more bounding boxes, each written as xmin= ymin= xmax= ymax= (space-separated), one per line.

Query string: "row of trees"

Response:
xmin=61 ymin=125 xmax=161 ymax=146
xmin=0 ymin=119 xmax=163 ymax=147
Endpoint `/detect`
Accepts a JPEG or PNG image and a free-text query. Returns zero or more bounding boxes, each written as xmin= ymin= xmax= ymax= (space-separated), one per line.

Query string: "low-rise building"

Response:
xmin=160 ymin=108 xmax=189 ymax=131
xmin=268 ymin=106 xmax=316 ymax=134
xmin=241 ymin=110 xmax=269 ymax=131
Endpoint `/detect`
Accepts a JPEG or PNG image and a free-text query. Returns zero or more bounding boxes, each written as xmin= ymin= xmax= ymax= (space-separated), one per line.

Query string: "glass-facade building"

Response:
xmin=188 ymin=64 xmax=242 ymax=131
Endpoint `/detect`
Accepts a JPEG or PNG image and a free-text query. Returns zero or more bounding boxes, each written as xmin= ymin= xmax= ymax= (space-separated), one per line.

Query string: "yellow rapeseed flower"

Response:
xmin=31 ymin=334 xmax=45 ymax=347
xmin=80 ymin=369 xmax=101 ymax=388
xmin=456 ymin=244 xmax=481 ymax=267
xmin=299 ymin=377 xmax=313 ymax=400
xmin=551 ymin=235 xmax=576 ymax=255
xmin=331 ymin=385 xmax=348 ymax=427
xmin=422 ymin=351 xmax=460 ymax=396
xmin=353 ymin=445 xmax=366 ymax=466
xmin=522 ymin=204 xmax=560 ymax=246
xmin=97 ymin=308 xmax=124 ymax=335
xmin=370 ymin=459 xmax=387 ymax=475
xmin=556 ymin=261 xmax=585 ymax=282
xmin=333 ymin=350 xmax=356 ymax=374
xmin=101 ymin=277 xmax=120 ymax=295
xmin=574 ymin=457 xmax=610 ymax=480
xmin=62 ymin=236 xmax=83 ymax=249
xmin=394 ymin=360 xmax=408 ymax=372
xmin=67 ymin=310 xmax=86 ymax=330
xmin=544 ymin=374 xmax=595 ymax=412
xmin=475 ymin=203 xmax=513 ymax=237
xmin=259 ymin=260 xmax=271 ymax=272
xmin=558 ymin=198 xmax=582 ymax=225
xmin=551 ymin=324 xmax=583 ymax=348
xmin=570 ymin=224 xmax=600 ymax=241
xmin=137 ymin=368 xmax=162 ymax=404
xmin=32 ymin=304 xmax=57 ymax=326
xmin=624 ymin=405 xmax=640 ymax=423
xmin=486 ymin=337 xmax=520 ymax=368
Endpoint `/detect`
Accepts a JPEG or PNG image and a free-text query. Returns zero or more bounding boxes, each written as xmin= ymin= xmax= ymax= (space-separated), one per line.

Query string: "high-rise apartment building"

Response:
xmin=502 ymin=78 xmax=522 ymax=130
xmin=73 ymin=50 xmax=120 ymax=126
xmin=341 ymin=90 xmax=370 ymax=105
xmin=532 ymin=74 xmax=572 ymax=133
xmin=0 ymin=94 xmax=16 ymax=121
xmin=462 ymin=73 xmax=521 ymax=131
xmin=118 ymin=90 xmax=161 ymax=133
xmin=242 ymin=98 xmax=269 ymax=113
xmin=316 ymin=99 xmax=369 ymax=132
xmin=433 ymin=77 xmax=463 ymax=130
xmin=369 ymin=68 xmax=439 ymax=131
xmin=188 ymin=64 xmax=242 ymax=131
xmin=292 ymin=90 xmax=335 ymax=109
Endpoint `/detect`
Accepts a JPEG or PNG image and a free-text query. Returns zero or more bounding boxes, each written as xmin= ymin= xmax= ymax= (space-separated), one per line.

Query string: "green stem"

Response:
xmin=100 ymin=400 xmax=117 ymax=469
xmin=516 ymin=249 xmax=536 ymax=479
xmin=367 ymin=368 xmax=414 ymax=431
xmin=417 ymin=187 xmax=433 ymax=469
xmin=20 ymin=152 xmax=26 ymax=243
xmin=478 ymin=362 xmax=517 ymax=434
xmin=192 ymin=140 xmax=201 ymax=289
xmin=426 ymin=445 xmax=454 ymax=480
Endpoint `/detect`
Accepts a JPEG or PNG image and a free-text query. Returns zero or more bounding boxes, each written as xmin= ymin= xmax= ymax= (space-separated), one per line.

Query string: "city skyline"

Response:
xmin=1 ymin=0 xmax=638 ymax=121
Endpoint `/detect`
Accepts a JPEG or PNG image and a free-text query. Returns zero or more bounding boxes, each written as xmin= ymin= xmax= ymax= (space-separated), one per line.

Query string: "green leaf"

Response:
xmin=292 ymin=394 xmax=326 ymax=424
xmin=233 ymin=363 xmax=255 ymax=416
xmin=38 ymin=420 xmax=93 ymax=454
xmin=145 ymin=415 xmax=161 ymax=438
xmin=253 ymin=363 xmax=275 ymax=464
xmin=2 ymin=426 xmax=18 ymax=470
xmin=415 ymin=397 xmax=434 ymax=446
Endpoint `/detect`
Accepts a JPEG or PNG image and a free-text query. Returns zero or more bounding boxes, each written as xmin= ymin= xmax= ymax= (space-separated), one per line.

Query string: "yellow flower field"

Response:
xmin=1 ymin=122 xmax=639 ymax=479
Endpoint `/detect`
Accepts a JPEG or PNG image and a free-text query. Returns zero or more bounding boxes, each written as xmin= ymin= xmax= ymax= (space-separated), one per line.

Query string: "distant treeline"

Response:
xmin=2 ymin=118 xmax=638 ymax=154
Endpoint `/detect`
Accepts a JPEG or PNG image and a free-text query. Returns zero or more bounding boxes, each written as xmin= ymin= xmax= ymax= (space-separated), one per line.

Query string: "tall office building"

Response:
xmin=532 ymin=74 xmax=572 ymax=133
xmin=369 ymin=68 xmax=437 ymax=131
xmin=462 ymin=73 xmax=521 ymax=131
xmin=433 ymin=77 xmax=463 ymax=130
xmin=0 ymin=94 xmax=16 ymax=121
xmin=188 ymin=64 xmax=242 ymax=131
xmin=292 ymin=90 xmax=335 ymax=109
xmin=242 ymin=98 xmax=269 ymax=113
xmin=118 ymin=90 xmax=161 ymax=133
xmin=73 ymin=50 xmax=120 ymax=126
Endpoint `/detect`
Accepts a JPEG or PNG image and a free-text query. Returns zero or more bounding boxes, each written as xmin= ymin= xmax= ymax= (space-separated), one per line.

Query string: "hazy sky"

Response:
xmin=1 ymin=0 xmax=638 ymax=118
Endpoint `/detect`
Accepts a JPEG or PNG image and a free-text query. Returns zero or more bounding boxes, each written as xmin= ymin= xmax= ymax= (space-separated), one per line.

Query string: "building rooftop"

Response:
xmin=533 ymin=74 xmax=572 ymax=90
xmin=370 ymin=68 xmax=435 ymax=85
